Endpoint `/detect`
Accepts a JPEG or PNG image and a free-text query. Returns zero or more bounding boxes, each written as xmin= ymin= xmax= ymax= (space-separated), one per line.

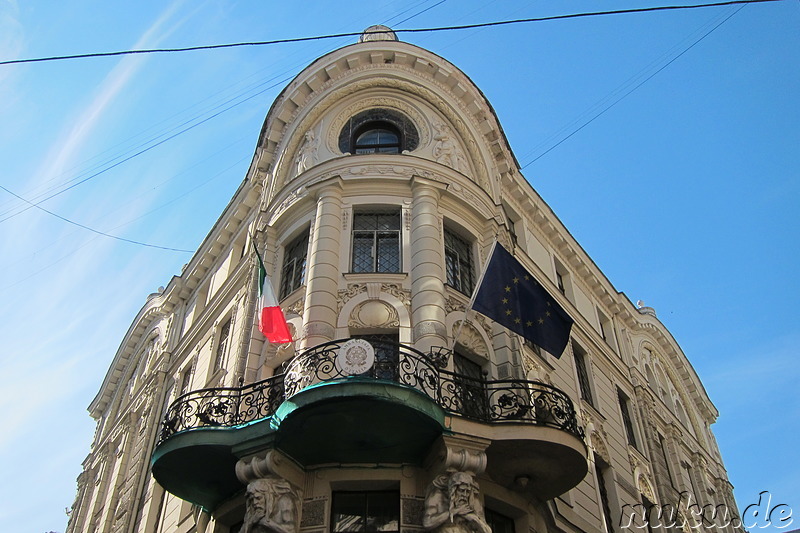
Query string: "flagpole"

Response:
xmin=449 ymin=238 xmax=499 ymax=353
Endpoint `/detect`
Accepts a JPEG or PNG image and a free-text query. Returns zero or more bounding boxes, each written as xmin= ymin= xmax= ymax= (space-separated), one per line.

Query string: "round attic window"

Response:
xmin=338 ymin=108 xmax=419 ymax=154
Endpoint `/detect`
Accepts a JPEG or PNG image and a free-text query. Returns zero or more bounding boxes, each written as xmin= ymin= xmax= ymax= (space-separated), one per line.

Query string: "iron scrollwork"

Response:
xmin=159 ymin=338 xmax=584 ymax=444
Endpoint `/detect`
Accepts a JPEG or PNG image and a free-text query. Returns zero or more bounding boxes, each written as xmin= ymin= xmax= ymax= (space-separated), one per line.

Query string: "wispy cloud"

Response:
xmin=43 ymin=0 xmax=191 ymax=187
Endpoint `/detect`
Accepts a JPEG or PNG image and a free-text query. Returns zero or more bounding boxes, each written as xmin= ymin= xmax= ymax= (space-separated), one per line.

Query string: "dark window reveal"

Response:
xmin=339 ymin=108 xmax=419 ymax=154
xmin=331 ymin=491 xmax=399 ymax=533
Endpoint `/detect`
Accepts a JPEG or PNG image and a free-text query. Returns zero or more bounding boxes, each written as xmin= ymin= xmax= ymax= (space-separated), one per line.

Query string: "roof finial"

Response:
xmin=359 ymin=25 xmax=398 ymax=43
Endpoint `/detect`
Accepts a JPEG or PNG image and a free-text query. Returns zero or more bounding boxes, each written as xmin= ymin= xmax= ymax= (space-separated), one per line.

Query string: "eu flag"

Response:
xmin=472 ymin=243 xmax=573 ymax=357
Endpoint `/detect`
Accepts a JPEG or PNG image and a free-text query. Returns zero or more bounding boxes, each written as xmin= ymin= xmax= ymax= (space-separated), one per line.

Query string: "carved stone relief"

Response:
xmin=294 ymin=129 xmax=319 ymax=177
xmin=452 ymin=321 xmax=488 ymax=358
xmin=422 ymin=472 xmax=491 ymax=533
xmin=349 ymin=300 xmax=399 ymax=329
xmin=285 ymin=298 xmax=304 ymax=318
xmin=327 ymin=96 xmax=431 ymax=154
xmin=591 ymin=431 xmax=610 ymax=464
xmin=268 ymin=68 xmax=495 ymax=195
xmin=337 ymin=284 xmax=368 ymax=313
xmin=432 ymin=121 xmax=468 ymax=174
xmin=243 ymin=477 xmax=301 ymax=533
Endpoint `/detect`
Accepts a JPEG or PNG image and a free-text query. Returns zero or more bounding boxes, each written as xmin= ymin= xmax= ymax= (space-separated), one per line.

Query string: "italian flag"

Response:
xmin=253 ymin=242 xmax=292 ymax=343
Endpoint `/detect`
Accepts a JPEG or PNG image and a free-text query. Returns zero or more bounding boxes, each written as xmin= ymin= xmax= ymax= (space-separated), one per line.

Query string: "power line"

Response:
xmin=0 ymin=74 xmax=294 ymax=226
xmin=0 ymin=1 xmax=782 ymax=67
xmin=522 ymin=2 xmax=749 ymax=168
xmin=0 ymin=182 xmax=194 ymax=252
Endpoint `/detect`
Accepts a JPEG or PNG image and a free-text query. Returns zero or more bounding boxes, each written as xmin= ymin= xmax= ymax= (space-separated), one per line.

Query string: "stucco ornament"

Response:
xmin=433 ymin=122 xmax=464 ymax=172
xmin=294 ymin=129 xmax=318 ymax=176
xmin=243 ymin=477 xmax=300 ymax=533
xmin=423 ymin=472 xmax=491 ymax=533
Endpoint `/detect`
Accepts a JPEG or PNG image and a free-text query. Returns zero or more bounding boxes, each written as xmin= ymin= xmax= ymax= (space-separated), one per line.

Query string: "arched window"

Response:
xmin=338 ymin=108 xmax=419 ymax=154
xmin=353 ymin=122 xmax=401 ymax=154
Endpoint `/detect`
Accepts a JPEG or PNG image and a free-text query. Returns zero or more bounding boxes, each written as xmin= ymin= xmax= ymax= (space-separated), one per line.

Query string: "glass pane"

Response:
xmin=333 ymin=493 xmax=365 ymax=533
xmin=376 ymin=233 xmax=400 ymax=273
xmin=485 ymin=509 xmax=515 ymax=533
xmin=366 ymin=492 xmax=399 ymax=533
xmin=376 ymin=213 xmax=400 ymax=230
xmin=445 ymin=251 xmax=459 ymax=288
xmin=352 ymin=233 xmax=374 ymax=272
xmin=353 ymin=214 xmax=377 ymax=231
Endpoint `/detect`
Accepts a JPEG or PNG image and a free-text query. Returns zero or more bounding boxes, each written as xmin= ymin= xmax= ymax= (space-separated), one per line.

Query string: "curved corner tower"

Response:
xmin=67 ymin=27 xmax=742 ymax=533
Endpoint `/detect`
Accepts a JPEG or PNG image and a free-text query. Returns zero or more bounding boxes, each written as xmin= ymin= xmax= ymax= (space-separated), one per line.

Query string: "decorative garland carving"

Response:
xmin=285 ymin=298 xmax=304 ymax=317
xmin=445 ymin=296 xmax=466 ymax=314
xmin=381 ymin=283 xmax=411 ymax=307
xmin=337 ymin=284 xmax=367 ymax=312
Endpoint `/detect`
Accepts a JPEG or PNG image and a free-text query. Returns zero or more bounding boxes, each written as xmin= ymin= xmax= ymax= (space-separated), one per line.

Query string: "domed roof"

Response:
xmin=358 ymin=24 xmax=398 ymax=42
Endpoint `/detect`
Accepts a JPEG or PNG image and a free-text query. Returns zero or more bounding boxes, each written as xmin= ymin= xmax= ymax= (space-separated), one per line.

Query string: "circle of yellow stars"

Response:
xmin=501 ymin=274 xmax=553 ymax=328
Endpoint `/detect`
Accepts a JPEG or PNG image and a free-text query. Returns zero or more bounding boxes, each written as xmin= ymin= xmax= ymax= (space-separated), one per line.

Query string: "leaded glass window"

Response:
xmin=444 ymin=227 xmax=474 ymax=295
xmin=351 ymin=211 xmax=401 ymax=273
xmin=280 ymin=231 xmax=309 ymax=299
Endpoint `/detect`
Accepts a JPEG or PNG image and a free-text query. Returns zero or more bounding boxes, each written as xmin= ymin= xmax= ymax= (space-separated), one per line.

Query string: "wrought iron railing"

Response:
xmin=159 ymin=338 xmax=584 ymax=443
xmin=160 ymin=374 xmax=285 ymax=443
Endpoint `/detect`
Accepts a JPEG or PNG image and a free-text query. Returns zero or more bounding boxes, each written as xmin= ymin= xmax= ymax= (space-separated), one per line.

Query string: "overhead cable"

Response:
xmin=0 ymin=1 xmax=782 ymax=67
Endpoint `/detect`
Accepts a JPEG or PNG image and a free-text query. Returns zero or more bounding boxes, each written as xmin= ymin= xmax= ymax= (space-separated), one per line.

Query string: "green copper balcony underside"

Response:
xmin=151 ymin=379 xmax=447 ymax=511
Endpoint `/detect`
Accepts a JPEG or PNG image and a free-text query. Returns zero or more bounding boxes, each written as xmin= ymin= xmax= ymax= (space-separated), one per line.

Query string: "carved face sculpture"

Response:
xmin=448 ymin=472 xmax=475 ymax=509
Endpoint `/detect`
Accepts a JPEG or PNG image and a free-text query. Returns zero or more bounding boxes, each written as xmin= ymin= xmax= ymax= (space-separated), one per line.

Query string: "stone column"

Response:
xmin=300 ymin=180 xmax=343 ymax=349
xmin=410 ymin=178 xmax=448 ymax=354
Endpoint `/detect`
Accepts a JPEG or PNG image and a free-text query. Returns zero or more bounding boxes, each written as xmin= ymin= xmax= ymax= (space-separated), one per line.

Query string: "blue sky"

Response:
xmin=0 ymin=1 xmax=797 ymax=531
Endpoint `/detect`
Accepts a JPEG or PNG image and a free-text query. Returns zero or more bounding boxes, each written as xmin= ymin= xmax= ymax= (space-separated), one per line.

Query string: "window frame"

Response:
xmin=444 ymin=226 xmax=475 ymax=296
xmin=351 ymin=210 xmax=402 ymax=274
xmin=280 ymin=230 xmax=310 ymax=300
xmin=330 ymin=490 xmax=400 ymax=533
xmin=213 ymin=317 xmax=232 ymax=372
xmin=618 ymin=388 xmax=639 ymax=449
xmin=572 ymin=342 xmax=595 ymax=407
xmin=352 ymin=121 xmax=402 ymax=154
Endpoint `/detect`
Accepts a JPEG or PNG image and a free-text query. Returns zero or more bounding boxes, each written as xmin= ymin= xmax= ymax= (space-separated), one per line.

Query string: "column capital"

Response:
xmin=424 ymin=434 xmax=491 ymax=476
xmin=235 ymin=449 xmax=304 ymax=488
xmin=306 ymin=175 xmax=344 ymax=200
xmin=410 ymin=175 xmax=446 ymax=198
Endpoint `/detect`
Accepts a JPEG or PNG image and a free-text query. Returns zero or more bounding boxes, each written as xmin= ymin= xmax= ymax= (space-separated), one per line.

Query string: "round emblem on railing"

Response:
xmin=337 ymin=339 xmax=375 ymax=375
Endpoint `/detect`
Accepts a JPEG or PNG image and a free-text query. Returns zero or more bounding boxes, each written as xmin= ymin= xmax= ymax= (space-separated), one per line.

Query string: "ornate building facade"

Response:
xmin=67 ymin=27 xmax=741 ymax=533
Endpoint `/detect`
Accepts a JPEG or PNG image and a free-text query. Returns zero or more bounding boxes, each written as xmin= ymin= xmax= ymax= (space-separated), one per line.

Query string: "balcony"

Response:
xmin=152 ymin=339 xmax=587 ymax=509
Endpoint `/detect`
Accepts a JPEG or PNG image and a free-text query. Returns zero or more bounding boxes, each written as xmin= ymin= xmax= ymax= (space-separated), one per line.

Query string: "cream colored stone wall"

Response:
xmin=67 ymin=31 xmax=740 ymax=533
